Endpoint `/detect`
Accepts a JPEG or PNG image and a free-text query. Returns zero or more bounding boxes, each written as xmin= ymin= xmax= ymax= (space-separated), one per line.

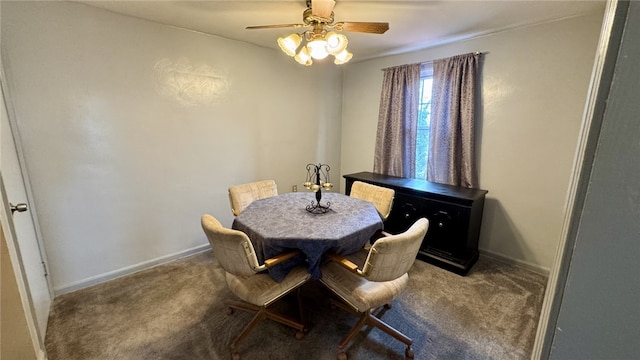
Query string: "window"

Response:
xmin=415 ymin=63 xmax=433 ymax=179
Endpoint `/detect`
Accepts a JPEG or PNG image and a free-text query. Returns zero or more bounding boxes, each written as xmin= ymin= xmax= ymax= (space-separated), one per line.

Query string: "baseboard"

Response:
xmin=54 ymin=243 xmax=211 ymax=296
xmin=479 ymin=249 xmax=550 ymax=277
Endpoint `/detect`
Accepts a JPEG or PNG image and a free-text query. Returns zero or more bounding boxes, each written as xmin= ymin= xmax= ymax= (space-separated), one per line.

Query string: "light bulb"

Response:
xmin=334 ymin=49 xmax=353 ymax=65
xmin=325 ymin=32 xmax=348 ymax=55
xmin=294 ymin=46 xmax=313 ymax=66
xmin=307 ymin=39 xmax=329 ymax=60
xmin=277 ymin=33 xmax=301 ymax=57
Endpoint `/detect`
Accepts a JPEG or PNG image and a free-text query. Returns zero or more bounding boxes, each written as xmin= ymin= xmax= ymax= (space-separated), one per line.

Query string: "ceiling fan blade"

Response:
xmin=311 ymin=0 xmax=336 ymax=19
xmin=334 ymin=22 xmax=390 ymax=34
xmin=246 ymin=24 xmax=306 ymax=30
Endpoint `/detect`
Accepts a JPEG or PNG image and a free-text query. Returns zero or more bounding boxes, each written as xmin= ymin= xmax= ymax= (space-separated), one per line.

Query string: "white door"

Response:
xmin=1 ymin=74 xmax=52 ymax=344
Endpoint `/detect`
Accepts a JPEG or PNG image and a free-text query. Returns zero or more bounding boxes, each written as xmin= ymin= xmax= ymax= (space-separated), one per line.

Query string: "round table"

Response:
xmin=232 ymin=192 xmax=383 ymax=281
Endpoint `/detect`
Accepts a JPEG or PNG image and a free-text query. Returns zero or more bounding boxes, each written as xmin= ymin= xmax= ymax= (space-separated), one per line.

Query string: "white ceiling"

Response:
xmin=77 ymin=0 xmax=606 ymax=62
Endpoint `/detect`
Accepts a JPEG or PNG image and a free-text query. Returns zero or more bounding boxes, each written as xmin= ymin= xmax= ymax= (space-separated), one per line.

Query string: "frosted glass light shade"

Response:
xmin=334 ymin=49 xmax=353 ymax=65
xmin=307 ymin=39 xmax=329 ymax=59
xmin=277 ymin=33 xmax=302 ymax=57
xmin=294 ymin=46 xmax=313 ymax=66
xmin=325 ymin=32 xmax=348 ymax=55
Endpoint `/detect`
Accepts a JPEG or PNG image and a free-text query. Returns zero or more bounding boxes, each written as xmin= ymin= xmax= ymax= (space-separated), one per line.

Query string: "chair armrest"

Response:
xmin=264 ymin=249 xmax=302 ymax=268
xmin=325 ymin=252 xmax=359 ymax=273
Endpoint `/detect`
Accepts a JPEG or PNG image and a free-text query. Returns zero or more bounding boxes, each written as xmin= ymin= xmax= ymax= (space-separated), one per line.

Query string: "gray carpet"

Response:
xmin=45 ymin=251 xmax=547 ymax=360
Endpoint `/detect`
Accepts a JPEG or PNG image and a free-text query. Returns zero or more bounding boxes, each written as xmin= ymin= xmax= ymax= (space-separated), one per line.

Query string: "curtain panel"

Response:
xmin=373 ymin=63 xmax=421 ymax=178
xmin=427 ymin=52 xmax=479 ymax=188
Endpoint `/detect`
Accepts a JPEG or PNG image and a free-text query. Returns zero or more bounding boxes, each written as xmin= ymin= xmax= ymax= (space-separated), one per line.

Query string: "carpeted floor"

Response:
xmin=45 ymin=251 xmax=547 ymax=360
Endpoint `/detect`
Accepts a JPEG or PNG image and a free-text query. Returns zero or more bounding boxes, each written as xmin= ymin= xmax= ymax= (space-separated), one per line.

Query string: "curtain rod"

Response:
xmin=381 ymin=62 xmax=422 ymax=71
xmin=381 ymin=52 xmax=482 ymax=71
xmin=432 ymin=51 xmax=482 ymax=62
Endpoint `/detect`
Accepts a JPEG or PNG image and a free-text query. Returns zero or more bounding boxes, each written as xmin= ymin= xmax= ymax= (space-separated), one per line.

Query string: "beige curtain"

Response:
xmin=373 ymin=63 xmax=421 ymax=178
xmin=427 ymin=53 xmax=479 ymax=188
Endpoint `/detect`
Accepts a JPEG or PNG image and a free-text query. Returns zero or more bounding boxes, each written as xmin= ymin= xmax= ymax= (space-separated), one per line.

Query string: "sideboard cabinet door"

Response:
xmin=384 ymin=192 xmax=425 ymax=234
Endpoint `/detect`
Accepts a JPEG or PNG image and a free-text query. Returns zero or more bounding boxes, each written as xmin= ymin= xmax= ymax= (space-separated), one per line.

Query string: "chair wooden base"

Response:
xmin=227 ymin=289 xmax=306 ymax=360
xmin=330 ymin=299 xmax=413 ymax=360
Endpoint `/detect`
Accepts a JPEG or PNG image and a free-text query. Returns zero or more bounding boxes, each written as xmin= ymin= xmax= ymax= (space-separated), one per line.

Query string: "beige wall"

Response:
xmin=1 ymin=1 xmax=342 ymax=293
xmin=340 ymin=13 xmax=605 ymax=272
xmin=1 ymin=223 xmax=38 ymax=360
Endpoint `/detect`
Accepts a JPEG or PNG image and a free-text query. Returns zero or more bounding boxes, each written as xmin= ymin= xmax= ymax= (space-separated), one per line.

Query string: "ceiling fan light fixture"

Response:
xmin=325 ymin=31 xmax=348 ymax=55
xmin=333 ymin=48 xmax=352 ymax=65
xmin=277 ymin=33 xmax=302 ymax=57
xmin=248 ymin=0 xmax=389 ymax=66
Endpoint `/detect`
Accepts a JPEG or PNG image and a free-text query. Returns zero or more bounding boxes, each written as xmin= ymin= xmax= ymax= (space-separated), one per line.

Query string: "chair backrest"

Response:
xmin=228 ymin=180 xmax=278 ymax=216
xmin=361 ymin=217 xmax=429 ymax=282
xmin=349 ymin=181 xmax=395 ymax=221
xmin=201 ymin=214 xmax=262 ymax=276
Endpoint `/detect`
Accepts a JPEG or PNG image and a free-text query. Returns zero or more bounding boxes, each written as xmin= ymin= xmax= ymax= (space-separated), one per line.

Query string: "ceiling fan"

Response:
xmin=246 ymin=0 xmax=389 ymax=66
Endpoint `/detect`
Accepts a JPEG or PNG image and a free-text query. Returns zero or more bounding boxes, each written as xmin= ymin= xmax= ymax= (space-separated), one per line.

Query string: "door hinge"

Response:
xmin=42 ymin=261 xmax=48 ymax=277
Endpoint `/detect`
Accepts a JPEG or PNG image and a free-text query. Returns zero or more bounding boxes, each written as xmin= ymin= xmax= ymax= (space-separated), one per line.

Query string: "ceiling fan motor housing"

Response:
xmin=303 ymin=7 xmax=334 ymax=26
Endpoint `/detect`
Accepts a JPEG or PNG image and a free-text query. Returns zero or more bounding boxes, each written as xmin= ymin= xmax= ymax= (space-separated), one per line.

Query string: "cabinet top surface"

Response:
xmin=344 ymin=172 xmax=488 ymax=201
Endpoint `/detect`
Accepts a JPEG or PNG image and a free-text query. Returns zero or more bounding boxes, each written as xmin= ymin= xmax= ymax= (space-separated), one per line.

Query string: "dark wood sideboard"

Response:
xmin=344 ymin=171 xmax=488 ymax=275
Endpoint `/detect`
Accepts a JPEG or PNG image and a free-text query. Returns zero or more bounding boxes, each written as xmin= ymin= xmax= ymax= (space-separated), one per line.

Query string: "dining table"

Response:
xmin=232 ymin=191 xmax=384 ymax=282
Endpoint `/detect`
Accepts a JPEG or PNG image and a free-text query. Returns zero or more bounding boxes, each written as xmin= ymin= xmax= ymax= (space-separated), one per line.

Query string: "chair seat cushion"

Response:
xmin=320 ymin=250 xmax=408 ymax=313
xmin=226 ymin=266 xmax=310 ymax=307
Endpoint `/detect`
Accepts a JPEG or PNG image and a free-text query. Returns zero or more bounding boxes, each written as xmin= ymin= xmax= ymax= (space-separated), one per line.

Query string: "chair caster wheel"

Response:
xmin=295 ymin=330 xmax=305 ymax=340
xmin=405 ymin=346 xmax=414 ymax=359
xmin=337 ymin=351 xmax=348 ymax=360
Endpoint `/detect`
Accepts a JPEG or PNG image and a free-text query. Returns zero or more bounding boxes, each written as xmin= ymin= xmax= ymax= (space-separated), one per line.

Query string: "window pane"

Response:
xmin=416 ymin=128 xmax=429 ymax=179
xmin=418 ymin=78 xmax=432 ymax=128
xmin=415 ymin=76 xmax=432 ymax=179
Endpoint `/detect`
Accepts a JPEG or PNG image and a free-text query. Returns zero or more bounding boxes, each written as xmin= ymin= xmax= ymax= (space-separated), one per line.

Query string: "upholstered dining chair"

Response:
xmin=201 ymin=214 xmax=310 ymax=360
xmin=349 ymin=181 xmax=395 ymax=221
xmin=320 ymin=217 xmax=429 ymax=360
xmin=228 ymin=179 xmax=278 ymax=216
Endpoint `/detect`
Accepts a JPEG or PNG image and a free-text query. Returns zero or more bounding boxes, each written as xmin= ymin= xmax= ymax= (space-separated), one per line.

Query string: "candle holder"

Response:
xmin=303 ymin=163 xmax=333 ymax=214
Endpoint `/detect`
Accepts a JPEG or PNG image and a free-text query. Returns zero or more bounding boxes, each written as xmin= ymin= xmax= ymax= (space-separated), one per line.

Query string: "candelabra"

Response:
xmin=303 ymin=163 xmax=333 ymax=213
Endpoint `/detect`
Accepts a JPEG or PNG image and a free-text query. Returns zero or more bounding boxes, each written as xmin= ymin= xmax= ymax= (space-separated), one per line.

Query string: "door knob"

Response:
xmin=10 ymin=202 xmax=28 ymax=214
